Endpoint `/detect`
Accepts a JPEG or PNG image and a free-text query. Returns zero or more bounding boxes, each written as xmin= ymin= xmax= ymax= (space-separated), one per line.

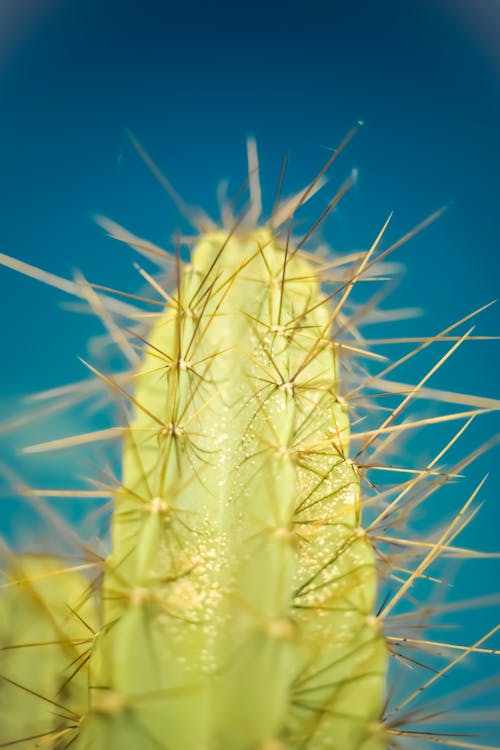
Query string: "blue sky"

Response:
xmin=0 ymin=0 xmax=499 ymax=739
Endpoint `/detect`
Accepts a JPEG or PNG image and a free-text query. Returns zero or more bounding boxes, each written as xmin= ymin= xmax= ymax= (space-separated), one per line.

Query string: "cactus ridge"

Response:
xmin=0 ymin=133 xmax=499 ymax=750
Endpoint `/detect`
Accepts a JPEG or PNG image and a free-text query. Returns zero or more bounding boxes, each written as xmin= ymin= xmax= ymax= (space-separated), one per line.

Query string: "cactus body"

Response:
xmin=0 ymin=556 xmax=96 ymax=746
xmin=78 ymin=228 xmax=387 ymax=749
xmin=1 ymin=137 xmax=498 ymax=750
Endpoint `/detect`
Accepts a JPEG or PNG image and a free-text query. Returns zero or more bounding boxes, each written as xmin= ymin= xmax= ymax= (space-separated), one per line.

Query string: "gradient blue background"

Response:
xmin=0 ymin=0 xmax=499 ymax=743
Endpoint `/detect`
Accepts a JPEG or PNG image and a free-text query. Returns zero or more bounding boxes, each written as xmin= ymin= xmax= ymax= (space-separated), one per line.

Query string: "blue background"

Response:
xmin=0 ymin=0 xmax=499 ymax=744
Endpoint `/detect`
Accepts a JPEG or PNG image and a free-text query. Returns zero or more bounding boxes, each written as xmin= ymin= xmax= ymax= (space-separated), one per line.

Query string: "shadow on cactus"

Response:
xmin=0 ymin=127 xmax=499 ymax=749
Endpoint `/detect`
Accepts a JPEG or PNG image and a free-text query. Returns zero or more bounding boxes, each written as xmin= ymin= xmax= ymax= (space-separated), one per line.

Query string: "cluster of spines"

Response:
xmin=0 ymin=130 xmax=498 ymax=750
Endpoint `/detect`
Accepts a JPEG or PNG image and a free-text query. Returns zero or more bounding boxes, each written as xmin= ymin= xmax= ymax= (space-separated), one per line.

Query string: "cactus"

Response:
xmin=0 ymin=132 xmax=498 ymax=749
